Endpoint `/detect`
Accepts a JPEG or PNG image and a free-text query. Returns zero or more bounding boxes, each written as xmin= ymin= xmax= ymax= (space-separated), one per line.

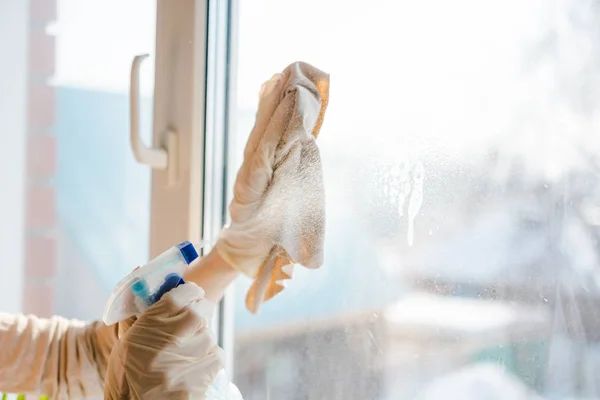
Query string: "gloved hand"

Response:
xmin=215 ymin=61 xmax=330 ymax=314
xmin=104 ymin=283 xmax=224 ymax=400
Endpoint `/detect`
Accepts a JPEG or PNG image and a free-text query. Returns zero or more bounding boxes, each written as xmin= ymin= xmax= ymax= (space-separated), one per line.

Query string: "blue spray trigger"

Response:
xmin=103 ymin=242 xmax=198 ymax=326
xmin=152 ymin=273 xmax=185 ymax=304
xmin=131 ymin=278 xmax=151 ymax=306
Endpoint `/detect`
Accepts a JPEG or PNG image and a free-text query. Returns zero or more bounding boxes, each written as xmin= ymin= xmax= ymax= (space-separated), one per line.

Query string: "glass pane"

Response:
xmin=229 ymin=0 xmax=600 ymax=399
xmin=0 ymin=0 xmax=155 ymax=321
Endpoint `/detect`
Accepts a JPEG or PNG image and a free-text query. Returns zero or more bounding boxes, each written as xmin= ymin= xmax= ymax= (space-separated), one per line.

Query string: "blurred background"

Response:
xmin=1 ymin=0 xmax=600 ymax=399
xmin=230 ymin=1 xmax=600 ymax=399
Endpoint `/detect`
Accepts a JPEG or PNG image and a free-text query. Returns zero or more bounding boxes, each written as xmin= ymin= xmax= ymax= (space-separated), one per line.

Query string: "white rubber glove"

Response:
xmin=215 ymin=61 xmax=330 ymax=314
xmin=104 ymin=283 xmax=224 ymax=400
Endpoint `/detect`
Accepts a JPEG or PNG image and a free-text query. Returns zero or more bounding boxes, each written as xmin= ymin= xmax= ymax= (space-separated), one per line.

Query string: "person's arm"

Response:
xmin=0 ymin=313 xmax=118 ymax=399
xmin=183 ymin=249 xmax=240 ymax=303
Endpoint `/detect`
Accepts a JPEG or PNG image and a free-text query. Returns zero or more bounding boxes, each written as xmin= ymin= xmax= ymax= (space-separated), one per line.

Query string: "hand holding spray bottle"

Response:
xmin=102 ymin=241 xmax=243 ymax=399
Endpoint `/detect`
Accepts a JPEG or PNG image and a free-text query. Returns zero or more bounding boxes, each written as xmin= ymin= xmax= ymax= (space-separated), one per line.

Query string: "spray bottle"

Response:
xmin=102 ymin=241 xmax=243 ymax=399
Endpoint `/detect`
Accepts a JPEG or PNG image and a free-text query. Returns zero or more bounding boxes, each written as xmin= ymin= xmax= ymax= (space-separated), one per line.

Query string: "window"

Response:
xmin=2 ymin=1 xmax=600 ymax=399
xmin=0 ymin=0 xmax=209 ymax=322
xmin=226 ymin=0 xmax=600 ymax=399
xmin=0 ymin=1 xmax=211 ymax=396
xmin=0 ymin=0 xmax=157 ymax=320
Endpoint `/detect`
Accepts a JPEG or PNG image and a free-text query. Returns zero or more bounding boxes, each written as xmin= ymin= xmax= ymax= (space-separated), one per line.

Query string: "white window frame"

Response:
xmin=0 ymin=1 xmax=29 ymax=315
xmin=147 ymin=0 xmax=208 ymax=257
xmin=203 ymin=0 xmax=238 ymax=371
xmin=145 ymin=0 xmax=236 ymax=367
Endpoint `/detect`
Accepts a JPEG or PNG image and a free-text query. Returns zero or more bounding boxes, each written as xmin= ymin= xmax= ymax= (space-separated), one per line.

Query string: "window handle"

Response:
xmin=130 ymin=54 xmax=178 ymax=185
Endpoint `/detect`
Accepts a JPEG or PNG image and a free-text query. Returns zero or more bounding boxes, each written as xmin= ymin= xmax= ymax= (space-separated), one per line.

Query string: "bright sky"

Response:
xmin=53 ymin=0 xmax=600 ymax=180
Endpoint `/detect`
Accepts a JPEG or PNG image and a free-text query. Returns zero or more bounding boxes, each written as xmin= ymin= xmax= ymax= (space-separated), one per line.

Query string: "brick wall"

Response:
xmin=22 ymin=0 xmax=57 ymax=318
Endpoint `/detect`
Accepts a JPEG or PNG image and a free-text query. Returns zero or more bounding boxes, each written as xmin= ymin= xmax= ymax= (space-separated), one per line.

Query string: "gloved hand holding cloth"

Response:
xmin=0 ymin=61 xmax=330 ymax=399
xmin=207 ymin=61 xmax=330 ymax=313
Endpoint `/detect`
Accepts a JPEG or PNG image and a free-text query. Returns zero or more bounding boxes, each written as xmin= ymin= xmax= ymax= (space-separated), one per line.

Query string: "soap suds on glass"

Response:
xmin=406 ymin=160 xmax=424 ymax=246
xmin=376 ymin=156 xmax=425 ymax=246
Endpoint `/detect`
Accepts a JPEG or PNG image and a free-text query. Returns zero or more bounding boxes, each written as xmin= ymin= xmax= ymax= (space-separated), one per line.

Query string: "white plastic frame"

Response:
xmin=145 ymin=0 xmax=236 ymax=357
xmin=203 ymin=0 xmax=238 ymax=372
xmin=147 ymin=0 xmax=207 ymax=259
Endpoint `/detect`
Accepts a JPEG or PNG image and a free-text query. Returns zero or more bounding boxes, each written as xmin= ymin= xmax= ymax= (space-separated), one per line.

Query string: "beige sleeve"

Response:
xmin=0 ymin=313 xmax=118 ymax=399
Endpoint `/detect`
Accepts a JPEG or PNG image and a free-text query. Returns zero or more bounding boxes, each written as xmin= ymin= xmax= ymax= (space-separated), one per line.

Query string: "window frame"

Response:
xmin=146 ymin=0 xmax=236 ymax=368
xmin=203 ymin=0 xmax=238 ymax=371
xmin=147 ymin=0 xmax=208 ymax=259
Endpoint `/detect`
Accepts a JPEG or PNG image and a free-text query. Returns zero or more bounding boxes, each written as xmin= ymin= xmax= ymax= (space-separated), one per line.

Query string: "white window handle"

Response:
xmin=130 ymin=54 xmax=178 ymax=185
